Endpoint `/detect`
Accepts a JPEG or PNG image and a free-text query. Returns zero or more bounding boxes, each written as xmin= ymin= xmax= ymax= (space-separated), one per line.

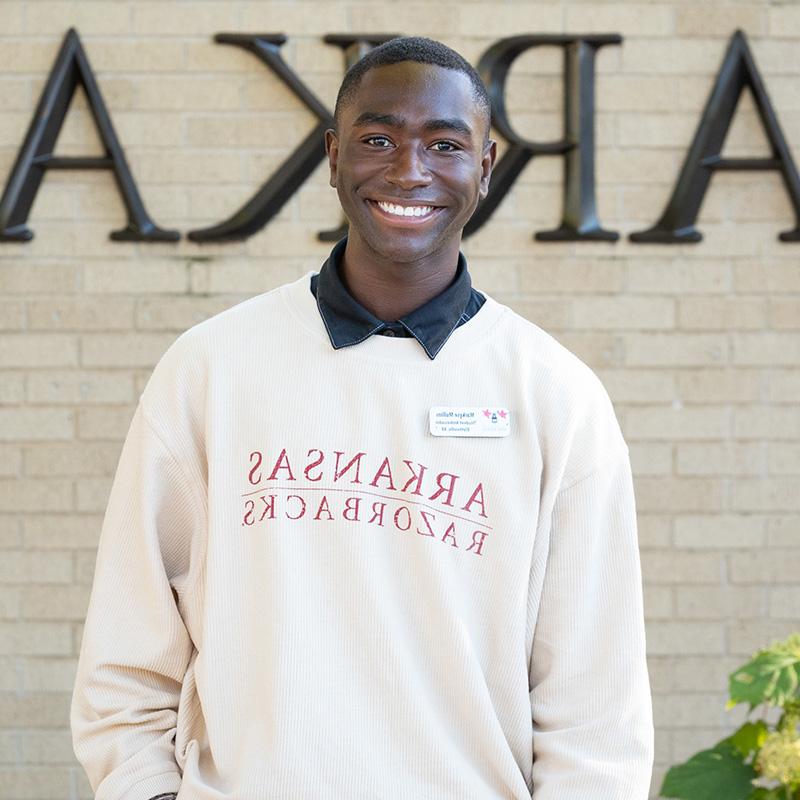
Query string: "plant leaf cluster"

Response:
xmin=660 ymin=633 xmax=800 ymax=800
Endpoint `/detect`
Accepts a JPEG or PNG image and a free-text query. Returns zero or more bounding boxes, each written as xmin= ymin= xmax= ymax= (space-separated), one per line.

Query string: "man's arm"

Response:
xmin=529 ymin=445 xmax=654 ymax=798
xmin=71 ymin=402 xmax=203 ymax=800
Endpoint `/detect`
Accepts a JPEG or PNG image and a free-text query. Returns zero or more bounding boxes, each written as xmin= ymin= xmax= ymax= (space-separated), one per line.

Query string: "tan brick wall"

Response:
xmin=1 ymin=2 xmax=799 ymax=798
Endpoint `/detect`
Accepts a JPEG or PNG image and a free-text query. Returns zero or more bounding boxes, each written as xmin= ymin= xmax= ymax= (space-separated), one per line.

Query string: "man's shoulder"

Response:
xmin=486 ymin=295 xmax=603 ymax=394
xmin=487 ymin=302 xmax=627 ymax=480
xmin=141 ymin=274 xmax=307 ymax=403
xmin=184 ymin=274 xmax=303 ymax=341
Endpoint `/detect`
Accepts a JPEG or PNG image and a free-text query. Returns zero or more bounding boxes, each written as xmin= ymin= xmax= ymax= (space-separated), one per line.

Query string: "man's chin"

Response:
xmin=357 ymin=226 xmax=455 ymax=265
xmin=367 ymin=241 xmax=438 ymax=265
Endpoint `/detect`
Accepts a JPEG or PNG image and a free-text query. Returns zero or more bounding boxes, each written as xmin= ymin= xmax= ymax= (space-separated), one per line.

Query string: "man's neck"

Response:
xmin=339 ymin=236 xmax=461 ymax=321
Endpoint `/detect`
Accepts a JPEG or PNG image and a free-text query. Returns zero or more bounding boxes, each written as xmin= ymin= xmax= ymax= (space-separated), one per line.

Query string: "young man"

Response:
xmin=71 ymin=37 xmax=654 ymax=800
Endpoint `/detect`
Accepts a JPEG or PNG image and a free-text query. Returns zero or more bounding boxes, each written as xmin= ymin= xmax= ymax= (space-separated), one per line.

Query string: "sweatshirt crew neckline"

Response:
xmin=282 ymin=269 xmax=509 ymax=364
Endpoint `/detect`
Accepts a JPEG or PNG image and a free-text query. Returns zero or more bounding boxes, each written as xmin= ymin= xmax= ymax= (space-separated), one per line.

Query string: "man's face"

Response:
xmin=325 ymin=62 xmax=496 ymax=265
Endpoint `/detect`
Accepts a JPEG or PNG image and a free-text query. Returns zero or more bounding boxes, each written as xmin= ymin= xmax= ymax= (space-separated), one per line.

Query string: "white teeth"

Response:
xmin=377 ymin=201 xmax=433 ymax=217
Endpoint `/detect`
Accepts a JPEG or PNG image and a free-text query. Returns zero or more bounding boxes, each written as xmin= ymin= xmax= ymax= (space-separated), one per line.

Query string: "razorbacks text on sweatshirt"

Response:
xmin=70 ymin=271 xmax=655 ymax=800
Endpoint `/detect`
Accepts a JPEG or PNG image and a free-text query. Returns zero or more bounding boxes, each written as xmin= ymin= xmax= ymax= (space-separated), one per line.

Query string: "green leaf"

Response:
xmin=729 ymin=648 xmax=800 ymax=710
xmin=730 ymin=720 xmax=769 ymax=759
xmin=773 ymin=661 xmax=800 ymax=706
xmin=660 ymin=741 xmax=757 ymax=800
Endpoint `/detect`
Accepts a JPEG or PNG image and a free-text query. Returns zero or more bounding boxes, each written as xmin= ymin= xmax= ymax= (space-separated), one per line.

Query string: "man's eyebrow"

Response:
xmin=423 ymin=118 xmax=473 ymax=137
xmin=352 ymin=112 xmax=405 ymax=128
xmin=351 ymin=112 xmax=473 ymax=138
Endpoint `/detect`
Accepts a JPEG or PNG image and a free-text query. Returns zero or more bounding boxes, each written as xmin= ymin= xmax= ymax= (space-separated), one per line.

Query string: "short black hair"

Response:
xmin=333 ymin=36 xmax=491 ymax=140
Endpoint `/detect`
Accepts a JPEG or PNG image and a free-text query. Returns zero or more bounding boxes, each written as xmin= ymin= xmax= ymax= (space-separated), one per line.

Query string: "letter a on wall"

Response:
xmin=0 ymin=27 xmax=178 ymax=242
xmin=630 ymin=29 xmax=800 ymax=243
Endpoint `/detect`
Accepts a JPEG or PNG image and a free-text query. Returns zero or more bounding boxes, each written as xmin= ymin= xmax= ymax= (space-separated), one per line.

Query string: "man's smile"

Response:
xmin=366 ymin=198 xmax=445 ymax=224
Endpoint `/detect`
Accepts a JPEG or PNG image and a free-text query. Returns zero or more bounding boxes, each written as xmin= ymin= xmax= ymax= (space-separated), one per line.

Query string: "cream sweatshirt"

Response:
xmin=70 ymin=271 xmax=654 ymax=800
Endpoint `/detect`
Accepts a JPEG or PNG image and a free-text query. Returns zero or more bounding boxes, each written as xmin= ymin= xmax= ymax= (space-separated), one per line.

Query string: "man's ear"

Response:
xmin=325 ymin=128 xmax=339 ymax=188
xmin=479 ymin=139 xmax=497 ymax=199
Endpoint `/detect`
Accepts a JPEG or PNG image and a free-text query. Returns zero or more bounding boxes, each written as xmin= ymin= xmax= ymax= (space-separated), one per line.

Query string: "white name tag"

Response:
xmin=429 ymin=406 xmax=511 ymax=437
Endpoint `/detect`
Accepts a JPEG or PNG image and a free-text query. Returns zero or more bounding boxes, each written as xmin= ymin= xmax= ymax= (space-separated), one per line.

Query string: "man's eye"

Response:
xmin=431 ymin=141 xmax=459 ymax=152
xmin=365 ymin=136 xmax=392 ymax=147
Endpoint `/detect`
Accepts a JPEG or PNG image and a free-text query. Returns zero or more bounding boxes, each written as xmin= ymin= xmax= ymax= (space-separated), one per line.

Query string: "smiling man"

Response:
xmin=71 ymin=37 xmax=654 ymax=800
xmin=323 ymin=51 xmax=494 ymax=328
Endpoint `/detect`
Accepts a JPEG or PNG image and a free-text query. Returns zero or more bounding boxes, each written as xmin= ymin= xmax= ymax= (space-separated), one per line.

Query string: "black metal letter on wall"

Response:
xmin=466 ymin=34 xmax=622 ymax=240
xmin=630 ymin=29 xmax=800 ymax=243
xmin=187 ymin=33 xmax=395 ymax=243
xmin=0 ymin=27 xmax=178 ymax=242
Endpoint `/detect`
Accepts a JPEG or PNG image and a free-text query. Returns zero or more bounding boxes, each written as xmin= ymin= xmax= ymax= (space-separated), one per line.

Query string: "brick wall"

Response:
xmin=1 ymin=2 xmax=799 ymax=798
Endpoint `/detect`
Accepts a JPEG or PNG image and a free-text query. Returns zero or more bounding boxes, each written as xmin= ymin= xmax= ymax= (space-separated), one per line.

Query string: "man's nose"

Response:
xmin=384 ymin=144 xmax=432 ymax=190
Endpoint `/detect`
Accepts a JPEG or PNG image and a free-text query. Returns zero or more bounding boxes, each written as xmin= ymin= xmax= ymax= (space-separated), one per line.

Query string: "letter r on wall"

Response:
xmin=467 ymin=34 xmax=622 ymax=241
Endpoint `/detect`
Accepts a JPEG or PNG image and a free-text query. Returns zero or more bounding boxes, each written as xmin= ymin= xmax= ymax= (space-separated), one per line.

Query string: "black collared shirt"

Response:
xmin=310 ymin=237 xmax=485 ymax=360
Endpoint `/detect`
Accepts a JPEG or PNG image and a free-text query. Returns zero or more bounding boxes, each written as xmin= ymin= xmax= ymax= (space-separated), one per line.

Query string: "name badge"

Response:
xmin=429 ymin=406 xmax=511 ymax=437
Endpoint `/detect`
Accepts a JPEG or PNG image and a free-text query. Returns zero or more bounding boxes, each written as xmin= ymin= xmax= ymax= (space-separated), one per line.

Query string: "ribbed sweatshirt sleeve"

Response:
xmin=70 ymin=401 xmax=203 ymax=800
xmin=528 ymin=446 xmax=654 ymax=799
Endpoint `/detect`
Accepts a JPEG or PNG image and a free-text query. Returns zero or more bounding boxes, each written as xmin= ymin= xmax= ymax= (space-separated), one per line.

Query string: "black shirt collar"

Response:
xmin=310 ymin=237 xmax=482 ymax=360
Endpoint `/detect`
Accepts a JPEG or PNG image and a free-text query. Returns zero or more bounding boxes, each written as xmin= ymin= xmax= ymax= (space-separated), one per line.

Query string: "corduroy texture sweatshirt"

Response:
xmin=70 ymin=271 xmax=654 ymax=800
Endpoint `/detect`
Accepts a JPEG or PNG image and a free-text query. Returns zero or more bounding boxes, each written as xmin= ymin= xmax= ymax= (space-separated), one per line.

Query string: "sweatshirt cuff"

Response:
xmin=98 ymin=770 xmax=181 ymax=800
